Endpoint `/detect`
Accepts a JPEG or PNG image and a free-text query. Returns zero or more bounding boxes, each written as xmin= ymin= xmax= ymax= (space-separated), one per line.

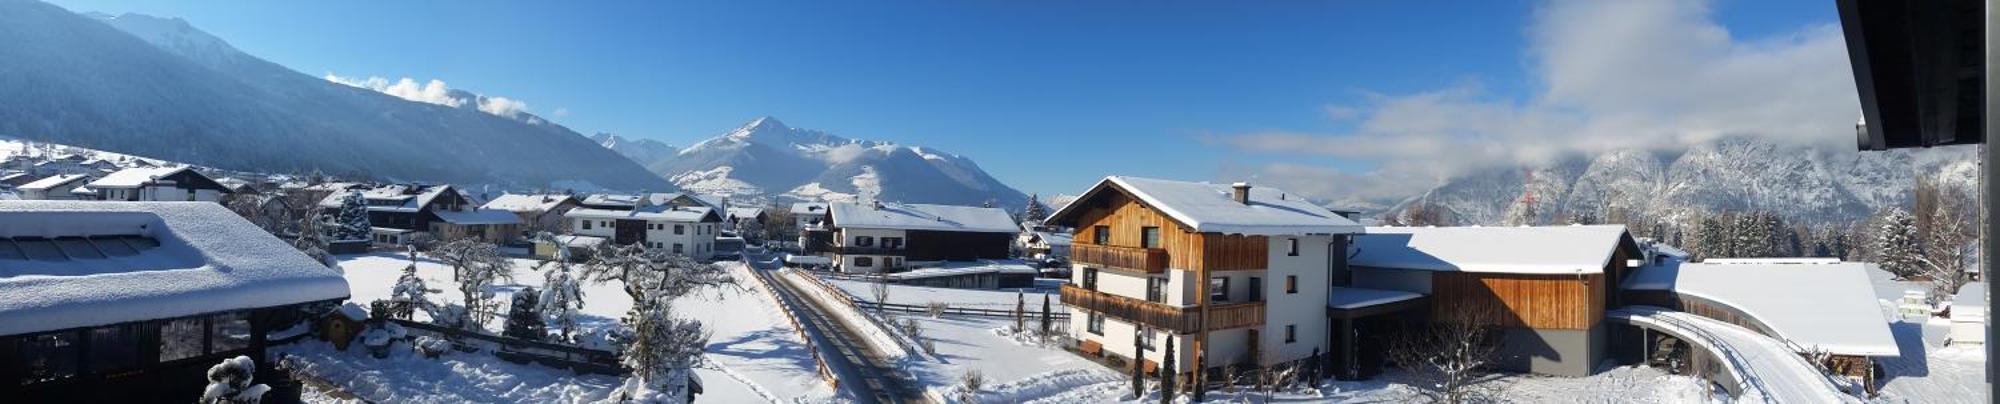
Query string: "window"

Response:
xmin=160 ymin=317 xmax=205 ymax=362
xmin=1287 ymin=238 xmax=1299 ymax=256
xmin=17 ymin=331 xmax=80 ymax=384
xmin=1092 ymin=226 xmax=1110 ymax=245
xmin=855 ymin=256 xmax=874 ymax=267
xmin=1209 ymin=277 xmax=1229 ymax=302
xmin=1086 ymin=313 xmax=1104 ymax=335
xmin=882 ymin=237 xmax=904 ymax=249
xmin=1146 ymin=278 xmax=1168 ymax=303
xmin=1285 ymin=325 xmax=1296 ymax=343
xmin=672 ymin=243 xmax=684 ymax=254
xmin=88 ymin=325 xmax=142 ymax=373
xmin=855 ymin=236 xmax=875 ymax=247
xmin=886 ymin=257 xmax=903 ymax=268
xmin=1083 ymin=268 xmax=1099 ymax=290
xmin=1140 ymin=227 xmax=1160 ymax=249
xmin=1249 ymin=277 xmax=1263 ymax=302
xmin=210 ymin=312 xmax=252 ymax=353
xmin=1286 ymin=276 xmax=1298 ymax=294
xmin=1141 ymin=329 xmax=1157 ymax=351
xmin=674 ymin=224 xmax=685 ymax=235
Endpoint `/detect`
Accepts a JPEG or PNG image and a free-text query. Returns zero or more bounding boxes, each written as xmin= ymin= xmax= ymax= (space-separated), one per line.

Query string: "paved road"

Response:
xmin=746 ymin=254 xmax=928 ymax=403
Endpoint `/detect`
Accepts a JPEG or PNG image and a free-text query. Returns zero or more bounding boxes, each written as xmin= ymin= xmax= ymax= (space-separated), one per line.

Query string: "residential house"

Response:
xmin=565 ymin=199 xmax=724 ymax=260
xmin=578 ymin=192 xmax=722 ymax=212
xmin=481 ymin=193 xmax=580 ymax=240
xmin=325 ymin=184 xmax=521 ymax=245
xmin=0 ymin=172 xmax=38 ymax=189
xmin=823 ymin=201 xmax=1018 ymax=274
xmin=1047 ymin=176 xmax=1364 ymax=382
xmin=0 ymin=201 xmax=349 ymax=401
xmin=791 ymin=202 xmax=829 ymax=229
xmin=16 ymin=174 xmax=94 ymax=200
xmin=85 ymin=167 xmax=231 ymax=203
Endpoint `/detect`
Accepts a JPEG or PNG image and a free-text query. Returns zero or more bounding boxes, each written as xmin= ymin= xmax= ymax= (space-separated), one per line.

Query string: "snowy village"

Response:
xmin=0 ymin=0 xmax=1993 ymax=403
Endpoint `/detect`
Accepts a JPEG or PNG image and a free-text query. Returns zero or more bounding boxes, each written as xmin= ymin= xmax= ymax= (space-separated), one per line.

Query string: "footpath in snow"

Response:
xmin=1609 ymin=306 xmax=1858 ymax=403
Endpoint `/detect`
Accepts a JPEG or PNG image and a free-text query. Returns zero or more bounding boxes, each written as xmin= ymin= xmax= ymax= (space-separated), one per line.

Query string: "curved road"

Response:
xmin=1608 ymin=306 xmax=1857 ymax=403
xmin=747 ymin=255 xmax=928 ymax=404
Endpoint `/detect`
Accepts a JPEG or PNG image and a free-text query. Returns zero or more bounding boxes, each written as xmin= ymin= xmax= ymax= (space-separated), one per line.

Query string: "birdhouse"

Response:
xmin=321 ymin=302 xmax=370 ymax=350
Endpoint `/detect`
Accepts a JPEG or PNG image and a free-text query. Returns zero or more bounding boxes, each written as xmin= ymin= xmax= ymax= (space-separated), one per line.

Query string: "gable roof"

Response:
xmin=726 ymin=207 xmax=766 ymax=221
xmin=566 ymin=205 xmax=721 ymax=222
xmin=791 ymin=202 xmax=829 ymax=215
xmin=1350 ymin=225 xmax=1640 ymax=274
xmin=18 ymin=174 xmax=92 ymax=191
xmin=1047 ymin=176 xmax=1363 ymax=236
xmin=481 ymin=193 xmax=577 ymax=213
xmin=0 ymin=201 xmax=350 ymax=335
xmin=827 ymin=202 xmax=1018 ymax=233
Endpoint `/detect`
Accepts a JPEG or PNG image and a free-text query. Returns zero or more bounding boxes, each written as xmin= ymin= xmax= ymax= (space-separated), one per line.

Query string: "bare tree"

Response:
xmin=1389 ymin=306 xmax=1504 ymax=404
xmin=958 ymin=369 xmax=986 ymax=403
xmin=1916 ymin=183 xmax=1976 ymax=300
xmin=429 ymin=239 xmax=514 ymax=330
xmin=871 ymin=274 xmax=891 ymax=314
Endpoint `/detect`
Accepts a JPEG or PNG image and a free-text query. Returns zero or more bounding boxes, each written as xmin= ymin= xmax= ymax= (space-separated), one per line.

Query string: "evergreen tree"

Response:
xmin=1877 ymin=209 xmax=1922 ymax=278
xmin=1021 ymin=193 xmax=1049 ymax=223
xmin=1039 ymin=294 xmax=1052 ymax=336
xmin=504 ymin=288 xmax=547 ymax=341
xmin=539 ymin=263 xmax=586 ymax=343
xmin=1697 ymin=215 xmax=1727 ymax=259
xmin=1161 ymin=335 xmax=1177 ymax=403
xmin=323 ymin=191 xmax=372 ymax=242
xmin=1133 ymin=329 xmax=1146 ymax=398
xmin=391 ymin=261 xmax=437 ymax=320
xmin=199 ymin=356 xmax=269 ymax=404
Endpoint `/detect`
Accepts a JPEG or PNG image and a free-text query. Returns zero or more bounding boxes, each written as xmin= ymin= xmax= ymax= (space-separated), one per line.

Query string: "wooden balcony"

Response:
xmin=1061 ymin=284 xmax=1264 ymax=333
xmin=1072 ymin=243 xmax=1169 ymax=273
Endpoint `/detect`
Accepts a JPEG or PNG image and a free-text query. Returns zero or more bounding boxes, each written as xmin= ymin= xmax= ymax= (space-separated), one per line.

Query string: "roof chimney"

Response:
xmin=1231 ymin=182 xmax=1251 ymax=205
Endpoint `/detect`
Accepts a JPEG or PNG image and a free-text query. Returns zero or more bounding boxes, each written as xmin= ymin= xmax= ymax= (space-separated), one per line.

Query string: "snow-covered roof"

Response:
xmin=17 ymin=173 xmax=90 ymax=191
xmin=791 ymin=202 xmax=829 ymax=215
xmin=827 ymin=202 xmax=1018 ymax=233
xmin=0 ymin=201 xmax=351 ymax=335
xmin=1048 ymin=176 xmax=1363 ymax=236
xmin=433 ymin=208 xmax=522 ymax=225
xmin=480 ymin=193 xmax=575 ymax=213
xmin=1350 ymin=225 xmax=1637 ymax=274
xmin=580 ymin=192 xmax=720 ymax=210
xmin=726 ymin=207 xmax=766 ymax=220
xmin=87 ymin=166 xmax=193 ymax=189
xmin=784 ymin=254 xmax=833 ymax=265
xmin=325 ymin=184 xmax=458 ymax=213
xmin=885 ymin=259 xmax=1039 ymax=281
xmin=566 ymin=205 xmax=719 ymax=222
xmin=1029 ymin=231 xmax=1073 ymax=246
xmin=1953 ymin=283 xmax=1986 ymax=322
xmin=1621 ymin=259 xmax=1898 ymax=356
xmin=1328 ymin=287 xmax=1424 ymax=310
xmin=545 ymin=234 xmax=606 ymax=248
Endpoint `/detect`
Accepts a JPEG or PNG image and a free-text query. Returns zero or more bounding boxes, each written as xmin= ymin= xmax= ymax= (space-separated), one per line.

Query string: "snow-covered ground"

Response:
xmin=320 ymin=253 xmax=836 ymax=403
xmin=1867 ymin=268 xmax=1988 ymax=404
xmin=275 ymin=340 xmax=623 ymax=403
xmin=827 ymin=277 xmax=1062 ymax=309
xmin=981 ymin=364 xmax=1714 ymax=403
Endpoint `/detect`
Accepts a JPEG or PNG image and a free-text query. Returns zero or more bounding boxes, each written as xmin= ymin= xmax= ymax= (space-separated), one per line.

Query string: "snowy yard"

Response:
xmin=1867 ymin=268 xmax=1988 ymax=404
xmin=826 ymin=277 xmax=1063 ymax=309
xmin=964 ymin=361 xmax=1714 ymax=403
xmin=314 ymin=253 xmax=837 ymax=403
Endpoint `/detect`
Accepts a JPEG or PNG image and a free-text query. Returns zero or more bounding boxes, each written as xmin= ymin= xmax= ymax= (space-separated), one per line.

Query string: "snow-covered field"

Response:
xmin=827 ymin=277 xmax=1062 ymax=309
xmin=317 ymin=253 xmax=836 ymax=403
xmin=1867 ymin=268 xmax=1988 ymax=404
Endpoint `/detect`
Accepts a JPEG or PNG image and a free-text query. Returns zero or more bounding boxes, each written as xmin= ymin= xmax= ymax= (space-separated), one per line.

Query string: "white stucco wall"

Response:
xmin=1260 ymin=235 xmax=1333 ymax=366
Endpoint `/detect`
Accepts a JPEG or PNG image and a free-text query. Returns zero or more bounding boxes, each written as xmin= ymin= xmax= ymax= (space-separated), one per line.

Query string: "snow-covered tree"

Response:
xmin=1021 ymin=193 xmax=1049 ymax=224
xmin=1916 ymin=186 xmax=1976 ymax=299
xmin=609 ymin=301 xmax=709 ymax=403
xmin=735 ymin=216 xmax=764 ymax=244
xmin=199 ymin=355 xmax=270 ymax=404
xmin=430 ymin=239 xmax=514 ymax=330
xmin=390 ymin=260 xmax=439 ymax=320
xmin=1389 ymin=306 xmax=1501 ymax=404
xmin=539 ymin=260 xmax=586 ymax=343
xmin=323 ymin=191 xmax=371 ymax=242
xmin=291 ymin=202 xmax=336 ymax=268
xmin=504 ymin=287 xmax=547 ymax=341
xmin=1876 ymin=208 xmax=1921 ymax=278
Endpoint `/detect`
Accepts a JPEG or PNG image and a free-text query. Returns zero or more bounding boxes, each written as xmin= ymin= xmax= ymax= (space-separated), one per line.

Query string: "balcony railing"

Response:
xmin=1072 ymin=243 xmax=1169 ymax=273
xmin=835 ymin=246 xmax=906 ymax=255
xmin=1060 ymin=284 xmax=1263 ymax=333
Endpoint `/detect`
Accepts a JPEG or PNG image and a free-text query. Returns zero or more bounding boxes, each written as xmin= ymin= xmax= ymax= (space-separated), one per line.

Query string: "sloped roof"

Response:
xmin=18 ymin=174 xmax=91 ymax=191
xmin=791 ymin=202 xmax=829 ymax=215
xmin=1622 ymin=259 xmax=1898 ymax=356
xmin=827 ymin=202 xmax=1018 ymax=233
xmin=87 ymin=166 xmax=191 ymax=189
xmin=1047 ymin=176 xmax=1363 ymax=235
xmin=0 ymin=201 xmax=350 ymax=335
xmin=1350 ymin=225 xmax=1638 ymax=274
xmin=481 ymin=193 xmax=576 ymax=213
xmin=566 ymin=205 xmax=719 ymax=222
xmin=433 ymin=208 xmax=523 ymax=225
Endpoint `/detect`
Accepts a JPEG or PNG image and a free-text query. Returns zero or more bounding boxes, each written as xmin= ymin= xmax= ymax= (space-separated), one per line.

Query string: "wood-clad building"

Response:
xmin=1048 ymin=176 xmax=1364 ymax=387
xmin=820 ymin=201 xmax=1018 ymax=273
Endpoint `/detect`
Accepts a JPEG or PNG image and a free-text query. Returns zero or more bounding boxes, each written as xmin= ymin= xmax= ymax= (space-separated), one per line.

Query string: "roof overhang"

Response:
xmin=1839 ymin=0 xmax=1986 ymax=150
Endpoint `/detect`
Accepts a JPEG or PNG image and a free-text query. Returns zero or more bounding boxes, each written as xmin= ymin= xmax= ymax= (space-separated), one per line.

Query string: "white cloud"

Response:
xmin=553 ymin=107 xmax=570 ymax=118
xmin=1211 ymin=0 xmax=1857 ymax=202
xmin=324 ymin=73 xmax=536 ymax=119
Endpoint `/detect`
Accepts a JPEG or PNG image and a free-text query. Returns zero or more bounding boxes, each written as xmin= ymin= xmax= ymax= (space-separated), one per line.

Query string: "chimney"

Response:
xmin=1231 ymin=182 xmax=1251 ymax=205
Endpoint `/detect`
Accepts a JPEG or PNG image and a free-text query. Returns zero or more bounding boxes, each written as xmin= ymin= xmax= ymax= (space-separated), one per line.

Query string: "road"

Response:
xmin=746 ymin=253 xmax=930 ymax=404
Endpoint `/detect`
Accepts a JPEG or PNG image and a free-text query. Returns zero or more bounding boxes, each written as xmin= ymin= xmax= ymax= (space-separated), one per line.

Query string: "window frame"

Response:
xmin=1092 ymin=226 xmax=1110 ymax=245
xmin=1140 ymin=226 xmax=1161 ymax=249
xmin=1249 ymin=276 xmax=1263 ymax=302
xmin=1285 ymin=324 xmax=1297 ymax=343
xmin=854 ymin=256 xmax=874 ymax=267
xmin=855 ymin=236 xmax=875 ymax=247
xmin=1287 ymin=238 xmax=1300 ymax=256
xmin=1145 ymin=277 xmax=1168 ymax=303
xmin=1086 ymin=313 xmax=1105 ymax=335
xmin=1286 ymin=275 xmax=1299 ymax=294
xmin=674 ymin=224 xmax=685 ymax=235
xmin=1209 ymin=277 xmax=1230 ymax=302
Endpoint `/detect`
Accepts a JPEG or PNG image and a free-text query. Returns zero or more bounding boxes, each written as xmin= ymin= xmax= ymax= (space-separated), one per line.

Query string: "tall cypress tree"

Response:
xmin=1161 ymin=335 xmax=1176 ymax=403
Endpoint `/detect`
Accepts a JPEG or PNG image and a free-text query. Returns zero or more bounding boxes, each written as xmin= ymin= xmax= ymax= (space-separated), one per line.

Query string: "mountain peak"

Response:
xmin=728 ymin=116 xmax=790 ymax=139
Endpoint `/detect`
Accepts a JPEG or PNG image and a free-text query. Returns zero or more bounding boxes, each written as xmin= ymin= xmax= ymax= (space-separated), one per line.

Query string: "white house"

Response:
xmin=565 ymin=201 xmax=724 ymax=260
xmin=85 ymin=167 xmax=231 ymax=202
xmin=1046 ymin=176 xmax=1365 ymax=378
xmin=791 ymin=202 xmax=829 ymax=229
xmin=821 ymin=201 xmax=1019 ymax=274
xmin=15 ymin=174 xmax=94 ymax=200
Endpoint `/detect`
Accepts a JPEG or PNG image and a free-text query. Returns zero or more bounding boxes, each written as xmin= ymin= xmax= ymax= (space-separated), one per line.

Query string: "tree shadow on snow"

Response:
xmin=707 ymin=328 xmax=820 ymax=372
xmin=1876 ymin=321 xmax=1931 ymax=384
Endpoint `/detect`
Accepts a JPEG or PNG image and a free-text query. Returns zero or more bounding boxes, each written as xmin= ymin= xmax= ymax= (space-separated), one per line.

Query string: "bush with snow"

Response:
xmin=200 ymin=355 xmax=270 ymax=404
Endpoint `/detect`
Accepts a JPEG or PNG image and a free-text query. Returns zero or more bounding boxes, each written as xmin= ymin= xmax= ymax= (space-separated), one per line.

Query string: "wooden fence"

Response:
xmin=739 ymin=264 xmax=840 ymax=389
xmin=853 ymin=300 xmax=1071 ymax=320
xmin=385 ymin=319 xmax=625 ymax=375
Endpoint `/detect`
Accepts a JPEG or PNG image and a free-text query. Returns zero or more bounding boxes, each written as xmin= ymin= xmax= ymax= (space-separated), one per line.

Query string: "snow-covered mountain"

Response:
xmin=0 ymin=2 xmax=670 ymax=191
xmin=635 ymin=117 xmax=1031 ymax=209
xmin=1384 ymin=137 xmax=1977 ymax=226
xmin=590 ymin=133 xmax=678 ymax=168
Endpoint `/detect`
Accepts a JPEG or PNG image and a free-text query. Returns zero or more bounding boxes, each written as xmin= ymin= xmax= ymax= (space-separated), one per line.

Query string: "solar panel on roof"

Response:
xmin=90 ymin=237 xmax=140 ymax=257
xmin=52 ymin=238 xmax=105 ymax=260
xmin=14 ymin=239 xmax=66 ymax=261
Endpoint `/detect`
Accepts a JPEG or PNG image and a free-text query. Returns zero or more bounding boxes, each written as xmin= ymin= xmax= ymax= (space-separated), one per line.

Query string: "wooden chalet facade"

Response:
xmin=0 ymin=201 xmax=349 ymax=401
xmin=818 ymin=201 xmax=1018 ymax=273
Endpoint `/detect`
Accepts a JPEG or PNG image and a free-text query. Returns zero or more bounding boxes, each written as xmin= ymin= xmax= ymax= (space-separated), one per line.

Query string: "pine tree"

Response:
xmin=504 ymin=288 xmax=547 ymax=341
xmin=323 ymin=191 xmax=372 ymax=242
xmin=1133 ymin=329 xmax=1146 ymax=398
xmin=1877 ymin=209 xmax=1922 ymax=278
xmin=199 ymin=356 xmax=269 ymax=404
xmin=1021 ymin=193 xmax=1050 ymax=223
xmin=1161 ymin=335 xmax=1177 ymax=403
xmin=391 ymin=262 xmax=436 ymax=320
xmin=1039 ymin=294 xmax=1052 ymax=336
xmin=1015 ymin=291 xmax=1026 ymax=333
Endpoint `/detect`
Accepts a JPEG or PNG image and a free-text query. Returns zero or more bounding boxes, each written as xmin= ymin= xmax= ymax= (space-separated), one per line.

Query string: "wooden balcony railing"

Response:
xmin=1072 ymin=243 xmax=1169 ymax=273
xmin=1060 ymin=284 xmax=1263 ymax=333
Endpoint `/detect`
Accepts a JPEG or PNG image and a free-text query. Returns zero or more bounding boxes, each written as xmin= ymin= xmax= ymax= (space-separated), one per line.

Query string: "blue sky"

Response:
xmin=48 ymin=0 xmax=1846 ymax=200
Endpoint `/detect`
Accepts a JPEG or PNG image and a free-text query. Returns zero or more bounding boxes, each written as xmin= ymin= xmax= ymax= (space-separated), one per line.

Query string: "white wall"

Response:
xmin=645 ymin=220 xmax=717 ymax=259
xmin=1074 ymin=264 xmax=1154 ymax=301
xmin=1260 ymin=235 xmax=1333 ymax=366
